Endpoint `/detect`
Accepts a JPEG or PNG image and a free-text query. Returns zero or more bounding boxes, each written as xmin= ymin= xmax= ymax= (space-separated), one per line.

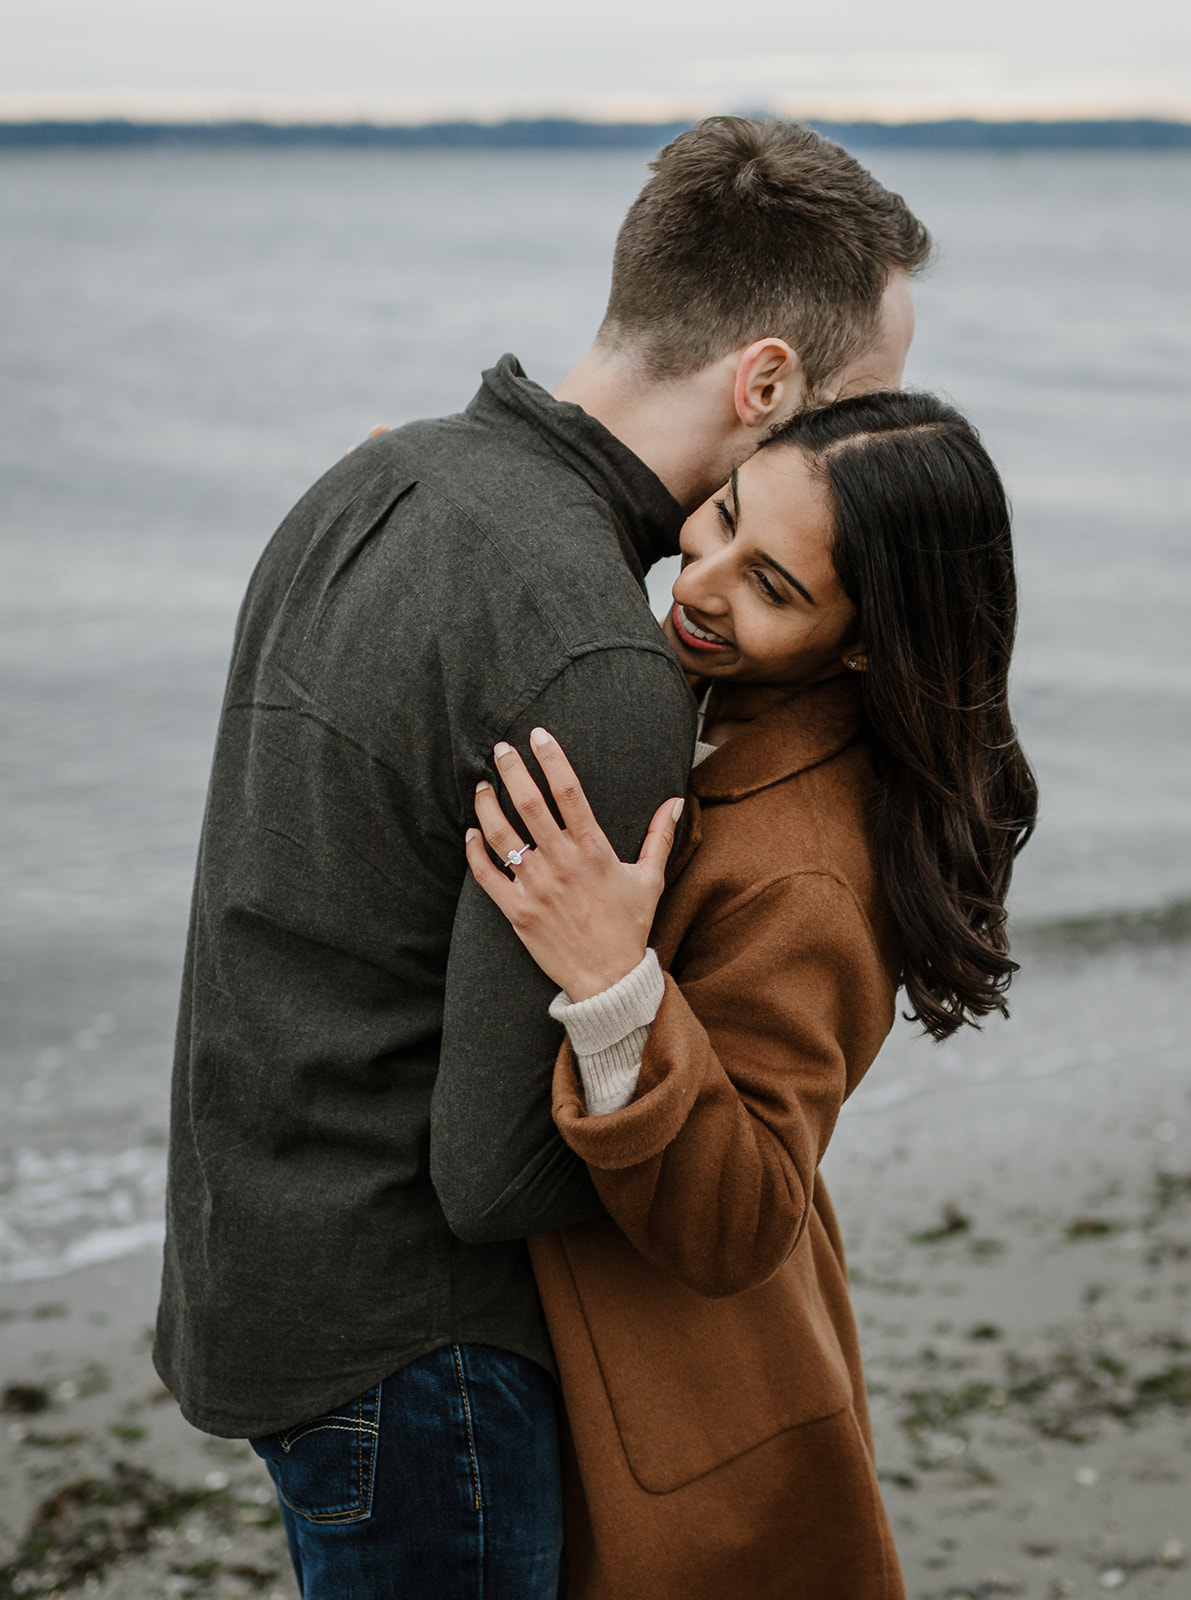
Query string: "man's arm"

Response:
xmin=431 ymin=644 xmax=694 ymax=1243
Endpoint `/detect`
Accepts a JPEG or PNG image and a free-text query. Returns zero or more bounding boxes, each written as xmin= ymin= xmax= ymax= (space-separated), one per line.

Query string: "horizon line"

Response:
xmin=1 ymin=114 xmax=1189 ymax=152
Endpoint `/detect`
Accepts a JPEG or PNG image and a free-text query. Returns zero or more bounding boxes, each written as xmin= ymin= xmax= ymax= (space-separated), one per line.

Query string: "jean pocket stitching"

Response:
xmin=451 ymin=1345 xmax=483 ymax=1512
xmin=278 ymin=1416 xmax=379 ymax=1454
xmin=358 ymin=1381 xmax=381 ymax=1515
xmin=272 ymin=1385 xmax=382 ymax=1523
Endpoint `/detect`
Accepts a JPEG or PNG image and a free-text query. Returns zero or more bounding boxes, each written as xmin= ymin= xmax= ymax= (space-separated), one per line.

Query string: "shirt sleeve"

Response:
xmin=549 ymin=871 xmax=897 ymax=1296
xmin=549 ymin=949 xmax=665 ymax=1115
xmin=430 ymin=645 xmax=695 ymax=1243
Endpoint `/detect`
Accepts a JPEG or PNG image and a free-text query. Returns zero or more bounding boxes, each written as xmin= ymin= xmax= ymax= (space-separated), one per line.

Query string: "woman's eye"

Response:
xmin=753 ymin=570 xmax=784 ymax=605
xmin=713 ymin=498 xmax=735 ymax=536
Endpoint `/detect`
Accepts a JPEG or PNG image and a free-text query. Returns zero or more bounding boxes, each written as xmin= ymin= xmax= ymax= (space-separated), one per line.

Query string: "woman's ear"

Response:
xmin=843 ymin=649 xmax=868 ymax=672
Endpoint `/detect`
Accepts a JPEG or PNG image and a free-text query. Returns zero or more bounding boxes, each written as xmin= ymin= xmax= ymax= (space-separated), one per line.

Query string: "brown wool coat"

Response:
xmin=529 ymin=674 xmax=907 ymax=1600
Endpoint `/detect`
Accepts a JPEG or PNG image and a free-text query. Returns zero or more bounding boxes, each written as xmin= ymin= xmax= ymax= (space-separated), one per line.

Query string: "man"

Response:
xmin=155 ymin=117 xmax=928 ymax=1597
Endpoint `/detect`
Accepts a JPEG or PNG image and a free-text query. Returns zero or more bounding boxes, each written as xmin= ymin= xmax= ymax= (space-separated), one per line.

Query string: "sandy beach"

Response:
xmin=1 ymin=925 xmax=1187 ymax=1599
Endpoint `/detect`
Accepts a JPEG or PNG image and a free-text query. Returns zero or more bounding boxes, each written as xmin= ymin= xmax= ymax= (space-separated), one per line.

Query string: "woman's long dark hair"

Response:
xmin=766 ymin=391 xmax=1038 ymax=1041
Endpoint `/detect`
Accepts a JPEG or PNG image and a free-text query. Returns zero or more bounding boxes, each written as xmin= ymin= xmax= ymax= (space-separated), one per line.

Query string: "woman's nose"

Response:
xmin=673 ymin=560 xmax=730 ymax=616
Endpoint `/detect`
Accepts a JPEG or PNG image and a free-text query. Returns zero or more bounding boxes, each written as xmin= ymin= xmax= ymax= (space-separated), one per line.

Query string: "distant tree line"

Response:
xmin=1 ymin=117 xmax=1189 ymax=150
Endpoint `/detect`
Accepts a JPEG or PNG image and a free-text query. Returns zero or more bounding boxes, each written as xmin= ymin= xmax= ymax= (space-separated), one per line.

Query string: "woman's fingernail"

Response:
xmin=671 ymin=798 xmax=685 ymax=821
xmin=530 ymin=727 xmax=552 ymax=748
xmin=493 ymin=742 xmax=513 ymax=759
xmin=465 ymin=828 xmax=479 ymax=842
xmin=476 ymin=780 xmax=492 ymax=793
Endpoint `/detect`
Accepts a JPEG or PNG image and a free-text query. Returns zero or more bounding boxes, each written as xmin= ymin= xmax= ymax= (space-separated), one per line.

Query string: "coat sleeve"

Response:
xmin=431 ymin=645 xmax=696 ymax=1244
xmin=551 ymin=871 xmax=895 ymax=1297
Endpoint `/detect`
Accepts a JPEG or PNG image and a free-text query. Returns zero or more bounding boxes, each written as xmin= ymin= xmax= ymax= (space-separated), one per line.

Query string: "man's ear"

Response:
xmin=733 ymin=339 xmax=804 ymax=429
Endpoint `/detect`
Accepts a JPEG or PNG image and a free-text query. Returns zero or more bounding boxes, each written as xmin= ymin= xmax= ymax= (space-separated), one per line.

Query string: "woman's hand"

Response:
xmin=465 ymin=727 xmax=684 ymax=1002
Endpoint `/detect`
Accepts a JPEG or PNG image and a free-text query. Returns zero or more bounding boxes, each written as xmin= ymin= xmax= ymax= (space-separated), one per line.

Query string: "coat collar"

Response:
xmin=691 ymin=674 xmax=866 ymax=803
xmin=468 ymin=354 xmax=685 ymax=583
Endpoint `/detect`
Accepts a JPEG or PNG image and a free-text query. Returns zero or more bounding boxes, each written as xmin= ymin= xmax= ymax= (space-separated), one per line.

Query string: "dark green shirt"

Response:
xmin=154 ymin=356 xmax=696 ymax=1437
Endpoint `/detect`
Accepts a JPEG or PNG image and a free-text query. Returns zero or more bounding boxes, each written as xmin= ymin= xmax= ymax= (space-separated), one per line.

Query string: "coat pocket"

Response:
xmin=250 ymin=1382 xmax=382 ymax=1523
xmin=551 ymin=1218 xmax=853 ymax=1495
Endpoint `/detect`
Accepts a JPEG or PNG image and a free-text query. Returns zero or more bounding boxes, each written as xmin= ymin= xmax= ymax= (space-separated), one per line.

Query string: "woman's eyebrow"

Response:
xmin=734 ymin=466 xmax=815 ymax=604
xmin=758 ymin=554 xmax=816 ymax=606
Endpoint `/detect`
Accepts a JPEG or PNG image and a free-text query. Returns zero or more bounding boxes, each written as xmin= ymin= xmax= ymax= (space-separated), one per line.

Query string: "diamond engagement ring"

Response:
xmin=504 ymin=846 xmax=530 ymax=867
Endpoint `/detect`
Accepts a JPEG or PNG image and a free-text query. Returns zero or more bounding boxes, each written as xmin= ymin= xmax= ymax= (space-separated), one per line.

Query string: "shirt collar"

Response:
xmin=690 ymin=674 xmax=866 ymax=803
xmin=467 ymin=354 xmax=685 ymax=582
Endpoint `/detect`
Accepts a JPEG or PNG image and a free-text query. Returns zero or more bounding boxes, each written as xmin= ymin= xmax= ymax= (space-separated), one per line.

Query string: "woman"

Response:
xmin=464 ymin=391 xmax=1037 ymax=1599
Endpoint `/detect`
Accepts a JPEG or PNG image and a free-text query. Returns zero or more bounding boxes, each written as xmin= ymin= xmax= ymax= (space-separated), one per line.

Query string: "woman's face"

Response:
xmin=661 ymin=446 xmax=861 ymax=687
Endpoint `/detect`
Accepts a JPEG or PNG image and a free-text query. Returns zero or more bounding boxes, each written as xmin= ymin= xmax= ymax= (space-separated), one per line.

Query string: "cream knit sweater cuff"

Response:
xmin=548 ymin=950 xmax=665 ymax=1116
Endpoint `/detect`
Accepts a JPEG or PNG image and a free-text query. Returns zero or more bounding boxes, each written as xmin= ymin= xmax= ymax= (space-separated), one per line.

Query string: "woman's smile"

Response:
xmin=670 ymin=602 xmax=733 ymax=653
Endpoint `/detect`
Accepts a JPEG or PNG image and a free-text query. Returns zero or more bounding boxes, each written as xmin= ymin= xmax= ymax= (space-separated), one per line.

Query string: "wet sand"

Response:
xmin=1 ymin=932 xmax=1188 ymax=1599
xmin=829 ymin=930 xmax=1191 ymax=1599
xmin=0 ymin=1246 xmax=297 ymax=1599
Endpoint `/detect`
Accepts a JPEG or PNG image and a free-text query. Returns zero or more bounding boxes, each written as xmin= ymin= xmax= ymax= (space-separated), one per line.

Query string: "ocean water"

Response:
xmin=1 ymin=146 xmax=1189 ymax=1281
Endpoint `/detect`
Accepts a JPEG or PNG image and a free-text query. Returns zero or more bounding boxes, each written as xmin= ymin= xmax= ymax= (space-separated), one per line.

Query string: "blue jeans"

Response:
xmin=249 ymin=1344 xmax=564 ymax=1599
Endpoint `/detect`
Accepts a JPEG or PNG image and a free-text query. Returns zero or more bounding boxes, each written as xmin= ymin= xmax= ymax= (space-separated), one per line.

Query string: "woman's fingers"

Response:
xmin=492 ymin=742 xmax=565 ymax=849
xmin=464 ymin=826 xmax=515 ymax=907
xmin=473 ymin=781 xmax=530 ymax=867
xmin=637 ymin=797 xmax=685 ymax=878
xmin=527 ymin=728 xmax=604 ymax=840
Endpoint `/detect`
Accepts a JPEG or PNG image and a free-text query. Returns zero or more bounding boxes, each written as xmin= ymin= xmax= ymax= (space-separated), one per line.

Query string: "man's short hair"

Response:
xmin=600 ymin=117 xmax=932 ymax=396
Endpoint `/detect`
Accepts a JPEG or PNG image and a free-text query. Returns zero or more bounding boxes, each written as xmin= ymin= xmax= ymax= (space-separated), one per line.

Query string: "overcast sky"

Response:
xmin=3 ymin=0 xmax=1189 ymax=122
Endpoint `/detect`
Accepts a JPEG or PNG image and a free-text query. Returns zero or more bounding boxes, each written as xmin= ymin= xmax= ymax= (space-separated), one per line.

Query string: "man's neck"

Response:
xmin=553 ymin=343 xmax=744 ymax=514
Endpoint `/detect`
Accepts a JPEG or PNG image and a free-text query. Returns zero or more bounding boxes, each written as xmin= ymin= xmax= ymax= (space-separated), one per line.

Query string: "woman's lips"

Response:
xmin=671 ymin=602 xmax=732 ymax=653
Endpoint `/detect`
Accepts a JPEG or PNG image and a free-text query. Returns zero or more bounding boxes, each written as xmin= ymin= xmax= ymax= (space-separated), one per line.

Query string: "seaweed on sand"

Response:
xmin=0 ymin=1462 xmax=221 ymax=1596
xmin=899 ymin=1342 xmax=1191 ymax=1452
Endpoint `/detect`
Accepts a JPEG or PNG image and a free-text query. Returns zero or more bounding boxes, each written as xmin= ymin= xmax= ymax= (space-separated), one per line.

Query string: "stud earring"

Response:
xmin=845 ymin=657 xmax=862 ymax=670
